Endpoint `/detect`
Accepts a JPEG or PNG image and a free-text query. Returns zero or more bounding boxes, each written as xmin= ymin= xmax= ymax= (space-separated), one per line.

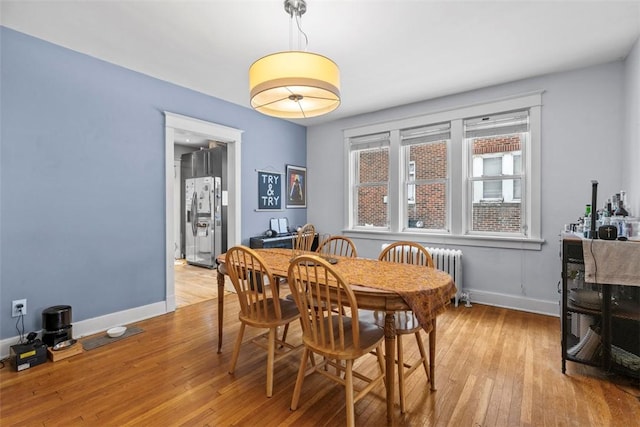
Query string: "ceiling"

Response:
xmin=2 ymin=1 xmax=640 ymax=129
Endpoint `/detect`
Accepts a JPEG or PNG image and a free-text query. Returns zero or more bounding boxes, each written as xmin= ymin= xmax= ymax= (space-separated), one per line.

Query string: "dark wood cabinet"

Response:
xmin=561 ymin=236 xmax=639 ymax=379
xmin=249 ymin=233 xmax=319 ymax=250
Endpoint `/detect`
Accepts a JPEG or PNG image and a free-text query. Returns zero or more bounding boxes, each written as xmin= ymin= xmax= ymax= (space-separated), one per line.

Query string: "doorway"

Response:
xmin=165 ymin=112 xmax=243 ymax=312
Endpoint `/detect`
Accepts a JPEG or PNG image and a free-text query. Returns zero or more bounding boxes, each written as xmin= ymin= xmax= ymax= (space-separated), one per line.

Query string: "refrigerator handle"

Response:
xmin=191 ymin=192 xmax=198 ymax=236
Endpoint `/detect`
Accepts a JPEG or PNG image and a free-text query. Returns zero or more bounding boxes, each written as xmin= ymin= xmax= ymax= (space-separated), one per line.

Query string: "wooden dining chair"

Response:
xmin=280 ymin=223 xmax=316 ymax=344
xmin=225 ymin=245 xmax=301 ymax=398
xmin=287 ymin=254 xmax=386 ymax=427
xmin=282 ymin=230 xmax=352 ymax=344
xmin=294 ymin=223 xmax=316 ymax=252
xmin=363 ymin=241 xmax=434 ymax=413
xmin=316 ymin=235 xmax=358 ymax=258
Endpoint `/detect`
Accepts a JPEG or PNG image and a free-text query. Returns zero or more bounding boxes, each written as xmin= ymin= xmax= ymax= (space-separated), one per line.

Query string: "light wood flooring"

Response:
xmin=1 ymin=296 xmax=638 ymax=426
xmin=174 ymin=260 xmax=231 ymax=307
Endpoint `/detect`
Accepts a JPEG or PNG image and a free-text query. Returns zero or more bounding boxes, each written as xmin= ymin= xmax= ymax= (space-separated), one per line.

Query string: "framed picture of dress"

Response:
xmin=286 ymin=165 xmax=306 ymax=208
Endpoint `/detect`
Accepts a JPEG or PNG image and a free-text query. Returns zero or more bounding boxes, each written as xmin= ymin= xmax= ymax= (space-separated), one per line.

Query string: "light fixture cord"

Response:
xmin=295 ymin=12 xmax=309 ymax=51
xmin=285 ymin=0 xmax=309 ymax=51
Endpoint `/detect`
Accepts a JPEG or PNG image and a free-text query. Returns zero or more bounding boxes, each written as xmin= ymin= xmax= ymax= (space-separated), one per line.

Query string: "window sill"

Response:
xmin=343 ymin=229 xmax=545 ymax=250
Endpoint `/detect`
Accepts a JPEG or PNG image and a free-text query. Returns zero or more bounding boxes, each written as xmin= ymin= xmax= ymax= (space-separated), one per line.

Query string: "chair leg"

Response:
xmin=266 ymin=327 xmax=276 ymax=397
xmin=397 ymin=335 xmax=406 ymax=413
xmin=345 ymin=359 xmax=355 ymax=427
xmin=291 ymin=347 xmax=310 ymax=411
xmin=415 ymin=331 xmax=430 ymax=383
xmin=281 ymin=323 xmax=289 ymax=343
xmin=229 ymin=322 xmax=246 ymax=374
xmin=375 ymin=343 xmax=386 ymax=377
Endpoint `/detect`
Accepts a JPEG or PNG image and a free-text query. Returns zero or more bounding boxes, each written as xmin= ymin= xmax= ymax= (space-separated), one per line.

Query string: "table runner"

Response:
xmin=248 ymin=249 xmax=457 ymax=333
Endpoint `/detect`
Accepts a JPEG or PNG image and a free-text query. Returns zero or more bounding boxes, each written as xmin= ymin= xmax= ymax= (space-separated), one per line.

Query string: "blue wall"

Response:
xmin=0 ymin=27 xmax=307 ymax=338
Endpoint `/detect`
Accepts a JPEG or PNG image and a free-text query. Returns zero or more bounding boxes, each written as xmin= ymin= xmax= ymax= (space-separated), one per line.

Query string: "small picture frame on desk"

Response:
xmin=286 ymin=165 xmax=306 ymax=208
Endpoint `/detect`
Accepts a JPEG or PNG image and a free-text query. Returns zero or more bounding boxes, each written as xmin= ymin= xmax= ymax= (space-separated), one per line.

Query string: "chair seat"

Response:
xmin=304 ymin=316 xmax=384 ymax=360
xmin=359 ymin=309 xmax=422 ymax=334
xmin=239 ymin=297 xmax=300 ymax=328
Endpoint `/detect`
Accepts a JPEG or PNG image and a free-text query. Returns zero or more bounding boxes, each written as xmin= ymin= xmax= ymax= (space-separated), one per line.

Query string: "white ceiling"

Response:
xmin=2 ymin=0 xmax=640 ymax=128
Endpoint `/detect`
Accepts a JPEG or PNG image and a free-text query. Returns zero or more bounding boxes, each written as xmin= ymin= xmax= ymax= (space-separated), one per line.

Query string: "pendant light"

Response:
xmin=249 ymin=0 xmax=340 ymax=119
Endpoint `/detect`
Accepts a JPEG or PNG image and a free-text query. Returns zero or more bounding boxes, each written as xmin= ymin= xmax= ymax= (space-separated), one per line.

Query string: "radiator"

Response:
xmin=424 ymin=247 xmax=463 ymax=307
xmin=381 ymin=243 xmax=464 ymax=307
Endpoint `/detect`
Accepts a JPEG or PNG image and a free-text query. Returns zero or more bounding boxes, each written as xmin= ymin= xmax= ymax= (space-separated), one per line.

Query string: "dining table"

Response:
xmin=215 ymin=248 xmax=456 ymax=425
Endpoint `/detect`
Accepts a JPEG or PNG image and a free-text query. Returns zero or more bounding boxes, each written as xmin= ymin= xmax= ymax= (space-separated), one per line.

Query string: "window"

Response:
xmin=466 ymin=110 xmax=528 ymax=235
xmin=350 ymin=133 xmax=390 ymax=228
xmin=344 ymin=92 xmax=542 ymax=249
xmin=401 ymin=123 xmax=450 ymax=230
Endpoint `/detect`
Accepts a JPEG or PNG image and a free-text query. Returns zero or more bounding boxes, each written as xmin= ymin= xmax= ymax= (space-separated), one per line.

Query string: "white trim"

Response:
xmin=164 ymin=112 xmax=243 ymax=312
xmin=344 ymin=136 xmax=353 ymax=229
xmin=343 ymin=229 xmax=544 ymax=250
xmin=343 ymin=90 xmax=544 ymax=137
xmin=528 ymin=104 xmax=542 ymax=239
xmin=0 ymin=302 xmax=166 ymax=359
xmin=463 ymin=288 xmax=559 ymax=317
xmin=450 ymin=119 xmax=464 ymax=235
xmin=165 ymin=113 xmax=243 ymax=142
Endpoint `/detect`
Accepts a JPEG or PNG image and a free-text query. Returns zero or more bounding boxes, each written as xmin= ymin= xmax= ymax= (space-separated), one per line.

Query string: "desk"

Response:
xmin=216 ymin=248 xmax=456 ymax=425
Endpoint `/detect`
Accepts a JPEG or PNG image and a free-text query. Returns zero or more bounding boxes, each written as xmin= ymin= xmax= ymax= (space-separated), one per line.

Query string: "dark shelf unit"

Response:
xmin=561 ymin=236 xmax=640 ymax=379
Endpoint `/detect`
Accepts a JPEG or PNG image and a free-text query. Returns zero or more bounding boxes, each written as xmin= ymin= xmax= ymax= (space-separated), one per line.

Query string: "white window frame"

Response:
xmin=348 ymin=133 xmax=391 ymax=230
xmin=407 ymin=160 xmax=416 ymax=205
xmin=343 ymin=92 xmax=543 ymax=250
xmin=513 ymin=154 xmax=522 ymax=201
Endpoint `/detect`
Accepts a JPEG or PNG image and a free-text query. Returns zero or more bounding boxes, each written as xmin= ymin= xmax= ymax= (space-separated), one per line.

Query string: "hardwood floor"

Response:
xmin=174 ymin=261 xmax=231 ymax=307
xmin=1 ymin=299 xmax=638 ymax=426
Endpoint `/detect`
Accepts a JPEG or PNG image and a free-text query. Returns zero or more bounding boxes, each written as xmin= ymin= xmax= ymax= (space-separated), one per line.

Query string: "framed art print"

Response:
xmin=256 ymin=170 xmax=283 ymax=211
xmin=286 ymin=165 xmax=306 ymax=208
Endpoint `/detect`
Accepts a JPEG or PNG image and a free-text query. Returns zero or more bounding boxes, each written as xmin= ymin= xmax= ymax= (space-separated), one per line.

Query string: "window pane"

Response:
xmin=404 ymin=140 xmax=448 ymax=229
xmin=354 ymin=146 xmax=389 ymax=227
xmin=409 ymin=141 xmax=447 ymax=180
xmin=471 ymin=180 xmax=521 ymax=233
xmin=483 ymin=180 xmax=502 ymax=199
xmin=513 ymin=177 xmax=521 ymax=200
xmin=483 ymin=157 xmax=502 ymax=176
xmin=513 ymin=154 xmax=522 ymax=175
xmin=356 ymin=185 xmax=388 ymax=227
xmin=406 ymin=182 xmax=447 ymax=229
xmin=358 ymin=147 xmax=388 ymax=183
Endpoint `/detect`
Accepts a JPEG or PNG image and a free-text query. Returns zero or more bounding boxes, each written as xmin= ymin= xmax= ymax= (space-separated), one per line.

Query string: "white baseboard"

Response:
xmin=461 ymin=288 xmax=560 ymax=317
xmin=1 ymin=301 xmax=170 ymax=360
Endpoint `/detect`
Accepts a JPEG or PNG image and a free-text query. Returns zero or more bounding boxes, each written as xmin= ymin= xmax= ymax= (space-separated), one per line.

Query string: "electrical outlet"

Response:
xmin=11 ymin=299 xmax=27 ymax=317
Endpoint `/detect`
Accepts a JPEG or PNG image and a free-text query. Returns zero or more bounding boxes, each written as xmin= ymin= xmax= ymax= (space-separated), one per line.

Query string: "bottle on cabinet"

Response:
xmin=614 ymin=200 xmax=629 ymax=217
xmin=583 ymin=204 xmax=592 ymax=238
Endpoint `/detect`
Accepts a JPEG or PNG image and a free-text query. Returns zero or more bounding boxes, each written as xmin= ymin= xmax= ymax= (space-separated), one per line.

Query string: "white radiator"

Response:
xmin=424 ymin=247 xmax=463 ymax=307
xmin=381 ymin=243 xmax=464 ymax=307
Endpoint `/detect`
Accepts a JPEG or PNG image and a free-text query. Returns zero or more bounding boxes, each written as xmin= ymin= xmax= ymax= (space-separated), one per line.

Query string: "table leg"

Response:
xmin=384 ymin=311 xmax=396 ymax=426
xmin=429 ymin=317 xmax=436 ymax=391
xmin=217 ymin=268 xmax=225 ymax=354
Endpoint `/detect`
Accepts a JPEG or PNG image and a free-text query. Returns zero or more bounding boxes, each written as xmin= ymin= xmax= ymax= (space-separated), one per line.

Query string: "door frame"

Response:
xmin=164 ymin=112 xmax=243 ymax=312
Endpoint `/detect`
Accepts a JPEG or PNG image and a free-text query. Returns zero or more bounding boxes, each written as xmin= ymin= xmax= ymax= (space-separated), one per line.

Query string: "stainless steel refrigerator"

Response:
xmin=181 ymin=147 xmax=226 ymax=268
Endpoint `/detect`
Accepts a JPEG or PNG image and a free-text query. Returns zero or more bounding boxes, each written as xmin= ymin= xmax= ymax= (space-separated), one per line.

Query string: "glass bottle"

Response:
xmin=601 ymin=201 xmax=611 ymax=225
xmin=614 ymin=200 xmax=629 ymax=217
xmin=583 ymin=204 xmax=591 ymax=238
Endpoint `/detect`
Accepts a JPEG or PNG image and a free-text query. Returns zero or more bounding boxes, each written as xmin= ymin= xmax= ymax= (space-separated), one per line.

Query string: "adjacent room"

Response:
xmin=1 ymin=1 xmax=639 ymax=425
